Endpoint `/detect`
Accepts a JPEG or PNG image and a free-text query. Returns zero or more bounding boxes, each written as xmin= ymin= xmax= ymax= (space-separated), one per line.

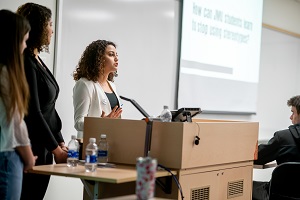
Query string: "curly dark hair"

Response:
xmin=16 ymin=3 xmax=52 ymax=54
xmin=287 ymin=95 xmax=300 ymax=114
xmin=73 ymin=40 xmax=117 ymax=82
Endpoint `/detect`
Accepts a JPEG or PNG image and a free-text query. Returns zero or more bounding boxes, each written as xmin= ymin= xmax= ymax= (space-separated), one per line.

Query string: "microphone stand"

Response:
xmin=119 ymin=95 xmax=176 ymax=195
xmin=144 ymin=117 xmax=153 ymax=157
xmin=119 ymin=95 xmax=154 ymax=157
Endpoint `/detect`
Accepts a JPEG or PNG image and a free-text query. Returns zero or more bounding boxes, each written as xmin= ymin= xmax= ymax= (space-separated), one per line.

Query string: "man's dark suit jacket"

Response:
xmin=254 ymin=124 xmax=300 ymax=165
xmin=252 ymin=124 xmax=300 ymax=200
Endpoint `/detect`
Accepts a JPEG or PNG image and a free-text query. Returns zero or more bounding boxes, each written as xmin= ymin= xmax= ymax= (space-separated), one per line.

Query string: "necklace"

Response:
xmin=99 ymin=80 xmax=108 ymax=87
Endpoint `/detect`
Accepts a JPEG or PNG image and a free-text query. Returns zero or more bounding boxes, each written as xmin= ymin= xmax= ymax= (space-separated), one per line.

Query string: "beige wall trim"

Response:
xmin=263 ymin=23 xmax=300 ymax=38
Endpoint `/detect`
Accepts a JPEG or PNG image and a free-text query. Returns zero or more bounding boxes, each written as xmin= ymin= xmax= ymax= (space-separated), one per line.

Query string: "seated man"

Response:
xmin=252 ymin=95 xmax=300 ymax=200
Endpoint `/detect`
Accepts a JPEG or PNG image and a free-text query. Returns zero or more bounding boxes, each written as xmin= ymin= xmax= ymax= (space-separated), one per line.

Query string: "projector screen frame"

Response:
xmin=175 ymin=0 xmax=263 ymax=115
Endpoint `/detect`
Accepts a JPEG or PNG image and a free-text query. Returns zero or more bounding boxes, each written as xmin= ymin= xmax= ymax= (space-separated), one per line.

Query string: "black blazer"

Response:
xmin=254 ymin=124 xmax=300 ymax=165
xmin=23 ymin=51 xmax=64 ymax=165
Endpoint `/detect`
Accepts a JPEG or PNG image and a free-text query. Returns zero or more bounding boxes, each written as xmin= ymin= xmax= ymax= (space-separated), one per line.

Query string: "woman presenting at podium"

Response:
xmin=73 ymin=40 xmax=122 ymax=139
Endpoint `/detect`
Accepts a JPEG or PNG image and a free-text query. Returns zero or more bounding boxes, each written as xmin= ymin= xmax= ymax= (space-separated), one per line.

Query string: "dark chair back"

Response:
xmin=269 ymin=162 xmax=300 ymax=200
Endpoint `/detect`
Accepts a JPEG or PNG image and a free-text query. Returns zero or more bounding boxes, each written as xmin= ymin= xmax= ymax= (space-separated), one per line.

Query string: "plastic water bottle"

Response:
xmin=67 ymin=135 xmax=79 ymax=167
xmin=160 ymin=105 xmax=172 ymax=122
xmin=98 ymin=134 xmax=109 ymax=163
xmin=85 ymin=138 xmax=98 ymax=172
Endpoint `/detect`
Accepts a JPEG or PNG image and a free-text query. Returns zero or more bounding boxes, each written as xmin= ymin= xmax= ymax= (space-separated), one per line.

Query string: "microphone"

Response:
xmin=194 ymin=136 xmax=200 ymax=145
xmin=119 ymin=95 xmax=150 ymax=118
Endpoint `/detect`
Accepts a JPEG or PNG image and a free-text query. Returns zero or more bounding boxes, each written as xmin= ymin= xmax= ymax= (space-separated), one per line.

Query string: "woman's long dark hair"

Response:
xmin=0 ymin=9 xmax=31 ymax=122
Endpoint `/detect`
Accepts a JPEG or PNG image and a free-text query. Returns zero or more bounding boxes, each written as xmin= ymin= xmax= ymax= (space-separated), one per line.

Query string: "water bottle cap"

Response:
xmin=89 ymin=138 xmax=96 ymax=143
xmin=163 ymin=105 xmax=169 ymax=109
xmin=71 ymin=135 xmax=76 ymax=139
xmin=100 ymin=134 xmax=107 ymax=139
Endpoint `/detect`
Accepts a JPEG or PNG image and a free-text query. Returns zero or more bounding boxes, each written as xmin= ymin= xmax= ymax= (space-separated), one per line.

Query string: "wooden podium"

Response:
xmin=83 ymin=117 xmax=258 ymax=199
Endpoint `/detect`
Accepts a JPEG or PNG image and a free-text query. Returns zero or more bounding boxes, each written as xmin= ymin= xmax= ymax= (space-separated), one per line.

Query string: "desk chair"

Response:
xmin=269 ymin=162 xmax=300 ymax=200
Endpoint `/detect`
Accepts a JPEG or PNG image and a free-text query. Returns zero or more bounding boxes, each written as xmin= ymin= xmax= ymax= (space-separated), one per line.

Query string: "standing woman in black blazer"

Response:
xmin=17 ymin=3 xmax=68 ymax=200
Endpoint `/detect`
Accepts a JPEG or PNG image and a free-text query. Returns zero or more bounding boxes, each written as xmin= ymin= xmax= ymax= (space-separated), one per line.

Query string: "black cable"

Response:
xmin=158 ymin=163 xmax=184 ymax=200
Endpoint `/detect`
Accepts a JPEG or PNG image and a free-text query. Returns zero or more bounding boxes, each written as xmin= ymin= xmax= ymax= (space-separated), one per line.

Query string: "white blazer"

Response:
xmin=73 ymin=77 xmax=121 ymax=138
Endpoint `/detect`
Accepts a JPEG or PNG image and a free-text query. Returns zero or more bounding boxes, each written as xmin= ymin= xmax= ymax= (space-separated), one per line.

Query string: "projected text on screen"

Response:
xmin=181 ymin=0 xmax=262 ymax=83
xmin=178 ymin=0 xmax=263 ymax=113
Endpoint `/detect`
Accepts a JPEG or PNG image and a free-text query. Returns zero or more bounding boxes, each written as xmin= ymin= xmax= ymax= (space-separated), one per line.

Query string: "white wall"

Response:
xmin=1 ymin=0 xmax=300 ymax=199
xmin=252 ymin=0 xmax=300 ymax=182
xmin=263 ymin=0 xmax=300 ymax=34
xmin=0 ymin=0 xmax=56 ymax=73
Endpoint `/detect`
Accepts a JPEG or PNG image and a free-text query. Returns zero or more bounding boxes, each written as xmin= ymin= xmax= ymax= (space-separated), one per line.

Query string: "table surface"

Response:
xmin=29 ymin=163 xmax=175 ymax=184
xmin=253 ymin=161 xmax=277 ymax=169
xmin=101 ymin=194 xmax=173 ymax=200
